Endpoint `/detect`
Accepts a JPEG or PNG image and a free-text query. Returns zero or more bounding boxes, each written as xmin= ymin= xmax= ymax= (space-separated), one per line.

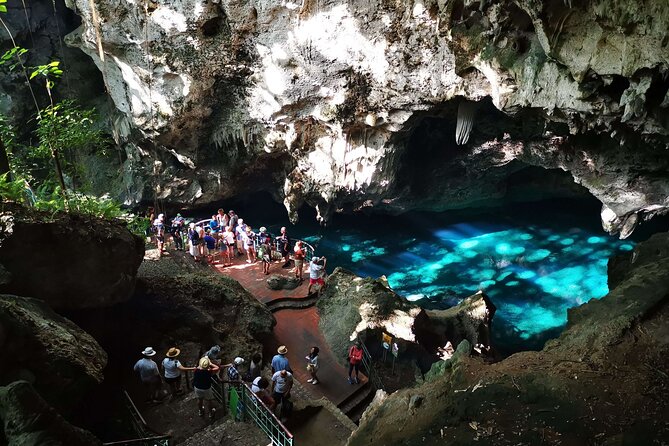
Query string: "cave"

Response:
xmin=1 ymin=0 xmax=669 ymax=445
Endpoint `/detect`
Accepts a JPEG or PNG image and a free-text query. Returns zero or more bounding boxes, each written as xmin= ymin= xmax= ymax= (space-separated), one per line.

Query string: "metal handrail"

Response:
xmin=360 ymin=343 xmax=385 ymax=391
xmin=210 ymin=377 xmax=294 ymax=446
xmin=106 ymin=391 xmax=171 ymax=446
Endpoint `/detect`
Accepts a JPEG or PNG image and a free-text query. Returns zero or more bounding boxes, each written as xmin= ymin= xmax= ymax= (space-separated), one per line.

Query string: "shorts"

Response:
xmin=310 ymin=277 xmax=325 ymax=285
xmin=262 ymin=255 xmax=271 ymax=263
xmin=157 ymin=235 xmax=164 ymax=242
xmin=194 ymin=387 xmax=214 ymax=400
xmin=165 ymin=375 xmax=181 ymax=385
xmin=294 ymin=259 xmax=303 ymax=269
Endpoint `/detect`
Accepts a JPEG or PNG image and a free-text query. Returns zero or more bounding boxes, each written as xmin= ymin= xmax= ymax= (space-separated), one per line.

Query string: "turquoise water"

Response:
xmin=200 ymin=197 xmax=638 ymax=354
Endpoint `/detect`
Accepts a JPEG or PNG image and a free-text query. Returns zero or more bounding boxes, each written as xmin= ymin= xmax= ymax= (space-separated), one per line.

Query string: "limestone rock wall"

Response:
xmin=52 ymin=0 xmax=669 ymax=235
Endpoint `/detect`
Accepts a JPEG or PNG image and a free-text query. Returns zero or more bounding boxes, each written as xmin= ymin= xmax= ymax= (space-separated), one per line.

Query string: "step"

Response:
xmin=337 ymin=381 xmax=374 ymax=418
xmin=265 ymin=294 xmax=320 ymax=312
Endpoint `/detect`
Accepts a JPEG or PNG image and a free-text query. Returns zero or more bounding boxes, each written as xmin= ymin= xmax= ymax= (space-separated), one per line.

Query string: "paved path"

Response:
xmin=210 ymin=255 xmax=368 ymax=412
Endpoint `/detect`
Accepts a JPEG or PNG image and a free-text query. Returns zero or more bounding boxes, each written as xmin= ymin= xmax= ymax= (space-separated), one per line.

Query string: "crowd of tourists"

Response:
xmin=147 ymin=207 xmax=328 ymax=292
xmin=132 ymin=341 xmax=368 ymax=422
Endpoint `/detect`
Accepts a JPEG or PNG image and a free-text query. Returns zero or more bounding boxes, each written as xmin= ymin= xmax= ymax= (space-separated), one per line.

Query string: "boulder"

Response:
xmin=0 ymin=295 xmax=107 ymax=411
xmin=0 ymin=381 xmax=101 ymax=446
xmin=317 ymin=268 xmax=430 ymax=361
xmin=266 ymin=274 xmax=301 ymax=290
xmin=425 ymin=291 xmax=496 ymax=356
xmin=0 ymin=205 xmax=145 ymax=310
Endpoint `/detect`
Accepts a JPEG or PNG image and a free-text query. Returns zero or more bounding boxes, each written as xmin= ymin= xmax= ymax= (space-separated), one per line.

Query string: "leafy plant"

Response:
xmin=0 ymin=172 xmax=27 ymax=203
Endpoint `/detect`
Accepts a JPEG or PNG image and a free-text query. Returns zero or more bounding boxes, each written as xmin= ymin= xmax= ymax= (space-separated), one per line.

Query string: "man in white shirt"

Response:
xmin=307 ymin=256 xmax=327 ymax=295
xmin=133 ymin=347 xmax=162 ymax=402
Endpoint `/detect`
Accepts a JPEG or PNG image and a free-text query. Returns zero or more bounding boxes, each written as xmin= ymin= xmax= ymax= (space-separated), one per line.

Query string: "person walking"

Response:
xmin=348 ymin=340 xmax=363 ymax=384
xmin=293 ymin=241 xmax=306 ymax=282
xmin=305 ymin=346 xmax=320 ymax=385
xmin=258 ymin=238 xmax=271 ymax=275
xmin=271 ymin=369 xmax=293 ymax=420
xmin=133 ymin=347 xmax=162 ymax=402
xmin=226 ymin=357 xmax=245 ymax=382
xmin=161 ymin=347 xmax=195 ymax=401
xmin=193 ymin=357 xmax=220 ymax=419
xmin=271 ymin=345 xmax=291 ymax=373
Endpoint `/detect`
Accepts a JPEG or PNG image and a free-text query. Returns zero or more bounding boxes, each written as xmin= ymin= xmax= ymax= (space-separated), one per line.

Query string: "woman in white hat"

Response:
xmin=162 ymin=347 xmax=195 ymax=400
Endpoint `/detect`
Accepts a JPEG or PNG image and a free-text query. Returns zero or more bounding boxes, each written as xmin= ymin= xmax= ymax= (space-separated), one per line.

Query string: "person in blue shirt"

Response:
xmin=203 ymin=229 xmax=217 ymax=263
xmin=209 ymin=215 xmax=220 ymax=234
xmin=271 ymin=345 xmax=291 ymax=373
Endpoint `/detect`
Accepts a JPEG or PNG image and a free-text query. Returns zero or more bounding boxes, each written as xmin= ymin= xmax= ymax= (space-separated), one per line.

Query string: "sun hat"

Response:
xmin=199 ymin=357 xmax=211 ymax=368
xmin=166 ymin=347 xmax=180 ymax=358
xmin=234 ymin=357 xmax=245 ymax=365
xmin=176 ymin=213 xmax=182 ymax=217
xmin=277 ymin=345 xmax=288 ymax=355
xmin=142 ymin=347 xmax=156 ymax=357
xmin=259 ymin=227 xmax=267 ymax=232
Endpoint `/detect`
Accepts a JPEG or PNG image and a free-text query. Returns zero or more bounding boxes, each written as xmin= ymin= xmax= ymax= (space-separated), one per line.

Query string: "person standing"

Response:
xmin=271 ymin=369 xmax=293 ymax=420
xmin=203 ymin=229 xmax=217 ymax=263
xmin=307 ymin=256 xmax=327 ymax=295
xmin=271 ymin=345 xmax=291 ymax=373
xmin=251 ymin=377 xmax=275 ymax=410
xmin=293 ymin=241 xmax=306 ymax=282
xmin=246 ymin=353 xmax=262 ymax=382
xmin=222 ymin=226 xmax=235 ymax=266
xmin=226 ymin=357 xmax=245 ymax=382
xmin=216 ymin=209 xmax=229 ymax=228
xmin=228 ymin=211 xmax=239 ymax=253
xmin=244 ymin=226 xmax=256 ymax=263
xmin=188 ymin=223 xmax=201 ymax=262
xmin=133 ymin=347 xmax=162 ymax=402
xmin=193 ymin=357 xmax=220 ymax=419
xmin=161 ymin=347 xmax=194 ymax=400
xmin=235 ymin=219 xmax=247 ymax=257
xmin=258 ymin=238 xmax=271 ymax=275
xmin=276 ymin=227 xmax=291 ymax=268
xmin=305 ymin=346 xmax=320 ymax=385
xmin=170 ymin=214 xmax=185 ymax=251
xmin=153 ymin=214 xmax=166 ymax=258
xmin=348 ymin=340 xmax=363 ymax=384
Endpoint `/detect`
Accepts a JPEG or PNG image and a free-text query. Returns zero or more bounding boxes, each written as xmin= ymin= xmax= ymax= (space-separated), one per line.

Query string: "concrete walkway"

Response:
xmin=211 ymin=256 xmax=369 ymax=412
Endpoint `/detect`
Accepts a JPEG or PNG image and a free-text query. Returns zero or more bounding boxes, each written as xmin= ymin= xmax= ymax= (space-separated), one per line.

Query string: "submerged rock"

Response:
xmin=0 ymin=381 xmax=101 ymax=446
xmin=0 ymin=295 xmax=107 ymax=411
xmin=0 ymin=205 xmax=144 ymax=310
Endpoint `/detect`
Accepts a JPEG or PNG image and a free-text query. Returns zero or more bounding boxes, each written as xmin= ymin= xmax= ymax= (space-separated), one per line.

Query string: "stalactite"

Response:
xmin=88 ymin=0 xmax=104 ymax=62
xmin=455 ymin=101 xmax=476 ymax=145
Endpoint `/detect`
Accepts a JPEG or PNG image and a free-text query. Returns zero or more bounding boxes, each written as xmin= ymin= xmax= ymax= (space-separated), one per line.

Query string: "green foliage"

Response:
xmin=30 ymin=60 xmax=63 ymax=91
xmin=0 ymin=172 xmax=28 ymax=203
xmin=0 ymin=0 xmax=7 ymax=14
xmin=0 ymin=46 xmax=28 ymax=71
xmin=33 ymin=188 xmax=123 ymax=219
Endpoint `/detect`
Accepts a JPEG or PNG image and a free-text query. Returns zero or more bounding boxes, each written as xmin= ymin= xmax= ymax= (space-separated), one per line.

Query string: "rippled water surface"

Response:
xmin=205 ymin=197 xmax=642 ymax=353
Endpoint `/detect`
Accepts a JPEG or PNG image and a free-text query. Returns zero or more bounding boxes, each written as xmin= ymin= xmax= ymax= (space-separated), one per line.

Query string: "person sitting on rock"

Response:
xmin=133 ymin=347 xmax=162 ymax=403
xmin=307 ymin=256 xmax=327 ymax=295
xmin=271 ymin=345 xmax=291 ymax=373
xmin=162 ymin=347 xmax=195 ymax=400
xmin=193 ymin=357 xmax=220 ymax=419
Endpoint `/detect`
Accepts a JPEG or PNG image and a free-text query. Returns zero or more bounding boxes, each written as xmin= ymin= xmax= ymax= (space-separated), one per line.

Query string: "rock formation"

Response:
xmin=346 ymin=231 xmax=669 ymax=445
xmin=0 ymin=381 xmax=101 ymax=446
xmin=0 ymin=295 xmax=107 ymax=411
xmin=22 ymin=0 xmax=660 ymax=237
xmin=318 ymin=268 xmax=496 ymax=364
xmin=0 ymin=204 xmax=145 ymax=310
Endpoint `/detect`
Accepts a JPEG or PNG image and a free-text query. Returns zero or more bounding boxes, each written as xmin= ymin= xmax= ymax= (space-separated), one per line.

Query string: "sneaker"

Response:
xmin=307 ymin=379 xmax=313 ymax=383
xmin=348 ymin=378 xmax=354 ymax=385
xmin=311 ymin=380 xmax=318 ymax=385
xmin=209 ymin=408 xmax=216 ymax=420
xmin=354 ymin=377 xmax=360 ymax=384
xmin=198 ymin=407 xmax=204 ymax=417
xmin=246 ymin=259 xmax=252 ymax=263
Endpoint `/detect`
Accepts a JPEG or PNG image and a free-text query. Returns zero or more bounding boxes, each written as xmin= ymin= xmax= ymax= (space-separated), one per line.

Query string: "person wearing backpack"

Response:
xmin=348 ymin=340 xmax=363 ymax=384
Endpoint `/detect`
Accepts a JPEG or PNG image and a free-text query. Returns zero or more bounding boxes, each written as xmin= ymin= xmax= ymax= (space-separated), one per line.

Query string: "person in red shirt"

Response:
xmin=348 ymin=340 xmax=363 ymax=384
